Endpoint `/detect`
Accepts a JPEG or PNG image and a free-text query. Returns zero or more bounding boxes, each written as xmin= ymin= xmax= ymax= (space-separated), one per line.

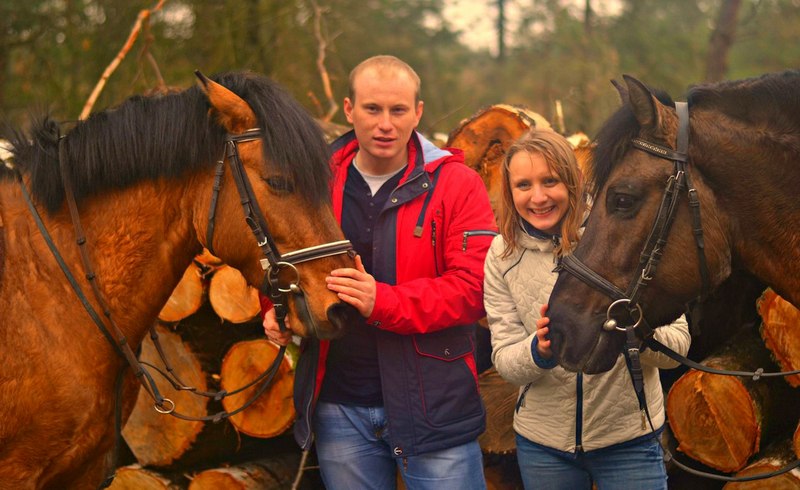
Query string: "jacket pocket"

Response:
xmin=461 ymin=229 xmax=498 ymax=251
xmin=412 ymin=328 xmax=484 ymax=427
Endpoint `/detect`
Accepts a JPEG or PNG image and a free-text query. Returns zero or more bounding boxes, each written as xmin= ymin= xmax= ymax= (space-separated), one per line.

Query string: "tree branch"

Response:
xmin=79 ymin=0 xmax=166 ymax=120
xmin=309 ymin=0 xmax=338 ymax=122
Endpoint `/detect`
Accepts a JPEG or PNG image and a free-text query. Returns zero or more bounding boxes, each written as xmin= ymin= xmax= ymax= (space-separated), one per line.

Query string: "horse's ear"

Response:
xmin=610 ymin=79 xmax=629 ymax=105
xmin=623 ymin=75 xmax=668 ymax=136
xmin=195 ymin=70 xmax=257 ymax=133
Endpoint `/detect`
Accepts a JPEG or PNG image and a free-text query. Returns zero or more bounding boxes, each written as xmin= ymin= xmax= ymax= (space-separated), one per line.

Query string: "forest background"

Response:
xmin=1 ymin=0 xmax=798 ymax=139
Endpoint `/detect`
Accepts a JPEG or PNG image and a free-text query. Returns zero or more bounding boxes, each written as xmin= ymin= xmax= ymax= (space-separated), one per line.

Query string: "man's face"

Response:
xmin=344 ymin=68 xmax=423 ymax=172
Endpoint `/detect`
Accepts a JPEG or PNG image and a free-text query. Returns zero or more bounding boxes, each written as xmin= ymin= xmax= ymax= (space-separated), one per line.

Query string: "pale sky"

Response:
xmin=443 ymin=0 xmax=623 ymax=54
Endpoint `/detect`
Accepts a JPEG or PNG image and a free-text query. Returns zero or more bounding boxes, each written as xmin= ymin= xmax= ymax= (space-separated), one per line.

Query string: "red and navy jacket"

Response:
xmin=292 ymin=129 xmax=497 ymax=457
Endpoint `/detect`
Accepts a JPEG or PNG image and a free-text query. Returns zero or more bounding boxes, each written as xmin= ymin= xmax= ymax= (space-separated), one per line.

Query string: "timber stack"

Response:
xmin=111 ymin=249 xmax=308 ymax=489
xmin=666 ymin=288 xmax=800 ymax=486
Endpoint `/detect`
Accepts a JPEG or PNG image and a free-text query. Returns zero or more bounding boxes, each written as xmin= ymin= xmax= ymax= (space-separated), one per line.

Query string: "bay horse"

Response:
xmin=0 ymin=71 xmax=355 ymax=488
xmin=547 ymin=71 xmax=800 ymax=374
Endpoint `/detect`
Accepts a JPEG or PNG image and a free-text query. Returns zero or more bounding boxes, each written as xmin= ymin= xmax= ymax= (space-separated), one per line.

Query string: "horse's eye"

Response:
xmin=264 ymin=176 xmax=294 ymax=193
xmin=613 ymin=194 xmax=635 ymax=211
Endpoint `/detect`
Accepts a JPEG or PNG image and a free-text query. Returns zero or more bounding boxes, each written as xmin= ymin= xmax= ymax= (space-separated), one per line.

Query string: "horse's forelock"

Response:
xmin=591 ymin=86 xmax=675 ymax=196
xmin=211 ymin=72 xmax=332 ymax=208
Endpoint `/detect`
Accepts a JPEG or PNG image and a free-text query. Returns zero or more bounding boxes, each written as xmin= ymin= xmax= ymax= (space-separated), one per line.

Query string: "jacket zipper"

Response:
xmin=431 ymin=220 xmax=439 ymax=276
xmin=575 ymin=373 xmax=583 ymax=453
xmin=461 ymin=229 xmax=498 ymax=251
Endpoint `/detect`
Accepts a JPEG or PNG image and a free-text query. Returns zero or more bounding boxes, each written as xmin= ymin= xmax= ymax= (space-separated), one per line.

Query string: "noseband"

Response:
xmin=557 ymin=102 xmax=710 ymax=337
xmin=205 ymin=128 xmax=354 ymax=334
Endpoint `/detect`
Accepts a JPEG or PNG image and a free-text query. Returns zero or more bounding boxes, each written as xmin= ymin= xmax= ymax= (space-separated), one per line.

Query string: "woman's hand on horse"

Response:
xmin=326 ymin=254 xmax=376 ymax=318
xmin=262 ymin=308 xmax=293 ymax=346
xmin=536 ymin=304 xmax=553 ymax=359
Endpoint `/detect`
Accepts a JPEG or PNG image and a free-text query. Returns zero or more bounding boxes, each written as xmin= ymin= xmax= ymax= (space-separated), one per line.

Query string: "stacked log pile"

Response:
xmin=111 ymin=250 xmax=312 ymax=489
xmin=666 ymin=288 xmax=800 ymax=487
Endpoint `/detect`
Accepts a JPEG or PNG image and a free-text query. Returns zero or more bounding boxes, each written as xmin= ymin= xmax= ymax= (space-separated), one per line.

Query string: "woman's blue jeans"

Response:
xmin=313 ymin=402 xmax=487 ymax=490
xmin=515 ymin=433 xmax=667 ymax=490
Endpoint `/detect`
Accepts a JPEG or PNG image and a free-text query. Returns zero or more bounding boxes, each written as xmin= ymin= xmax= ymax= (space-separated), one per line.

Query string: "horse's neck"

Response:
xmin=4 ymin=178 xmax=200 ymax=347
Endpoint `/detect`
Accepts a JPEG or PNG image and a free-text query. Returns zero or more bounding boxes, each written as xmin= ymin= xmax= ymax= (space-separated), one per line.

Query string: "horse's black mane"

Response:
xmin=591 ymin=70 xmax=800 ymax=196
xmin=4 ymin=71 xmax=331 ymax=213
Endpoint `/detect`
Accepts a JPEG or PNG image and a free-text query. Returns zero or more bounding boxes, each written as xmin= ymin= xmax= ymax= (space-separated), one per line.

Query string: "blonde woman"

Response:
xmin=483 ymin=128 xmax=689 ymax=489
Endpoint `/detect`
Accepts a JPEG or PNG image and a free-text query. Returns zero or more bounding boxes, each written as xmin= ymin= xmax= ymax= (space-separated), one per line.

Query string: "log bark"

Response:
xmin=158 ymin=263 xmax=206 ymax=323
xmin=107 ymin=464 xmax=180 ymax=490
xmin=666 ymin=325 xmax=800 ymax=473
xmin=757 ymin=288 xmax=800 ymax=387
xmin=188 ymin=455 xmax=301 ymax=490
xmin=447 ymin=105 xmax=550 ymax=219
xmin=478 ymin=367 xmax=517 ymax=455
xmin=723 ymin=438 xmax=800 ymax=489
xmin=122 ymin=324 xmax=209 ymax=467
xmin=220 ymin=339 xmax=296 ymax=438
xmin=208 ymin=265 xmax=261 ymax=324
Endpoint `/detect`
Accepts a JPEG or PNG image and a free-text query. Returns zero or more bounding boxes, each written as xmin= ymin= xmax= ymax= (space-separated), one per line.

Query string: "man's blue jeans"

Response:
xmin=313 ymin=402 xmax=487 ymax=490
xmin=515 ymin=433 xmax=667 ymax=490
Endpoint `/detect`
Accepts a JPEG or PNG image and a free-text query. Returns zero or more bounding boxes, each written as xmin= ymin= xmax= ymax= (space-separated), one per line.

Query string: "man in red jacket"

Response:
xmin=264 ymin=55 xmax=496 ymax=489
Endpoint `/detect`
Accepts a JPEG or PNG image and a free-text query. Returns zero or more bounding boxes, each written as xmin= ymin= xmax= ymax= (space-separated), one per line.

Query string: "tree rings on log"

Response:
xmin=158 ymin=263 xmax=206 ymax=323
xmin=220 ymin=339 xmax=295 ymax=438
xmin=668 ymin=369 xmax=758 ymax=472
xmin=757 ymin=288 xmax=800 ymax=387
xmin=447 ymin=105 xmax=551 ymax=218
xmin=208 ymin=265 xmax=260 ymax=323
xmin=667 ymin=327 xmax=776 ymax=473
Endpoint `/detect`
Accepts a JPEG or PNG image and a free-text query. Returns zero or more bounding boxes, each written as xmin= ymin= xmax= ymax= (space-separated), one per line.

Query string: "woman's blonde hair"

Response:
xmin=499 ymin=128 xmax=587 ymax=258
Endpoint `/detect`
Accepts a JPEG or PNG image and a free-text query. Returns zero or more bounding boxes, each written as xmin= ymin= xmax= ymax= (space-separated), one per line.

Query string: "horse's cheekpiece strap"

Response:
xmin=227 ymin=128 xmax=262 ymax=143
xmin=631 ymin=138 xmax=687 ymax=162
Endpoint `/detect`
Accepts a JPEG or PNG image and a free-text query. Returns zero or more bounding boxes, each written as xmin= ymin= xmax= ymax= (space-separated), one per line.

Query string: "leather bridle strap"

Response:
xmin=646 ymin=337 xmax=800 ymax=379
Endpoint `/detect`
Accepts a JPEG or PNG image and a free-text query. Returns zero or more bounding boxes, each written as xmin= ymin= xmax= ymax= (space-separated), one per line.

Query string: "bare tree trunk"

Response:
xmin=496 ymin=0 xmax=506 ymax=61
xmin=705 ymin=0 xmax=742 ymax=82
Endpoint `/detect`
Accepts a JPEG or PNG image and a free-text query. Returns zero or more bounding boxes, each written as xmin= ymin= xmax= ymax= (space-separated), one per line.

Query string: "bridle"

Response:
xmin=555 ymin=102 xmax=800 ymax=482
xmin=18 ymin=126 xmax=353 ymax=487
xmin=205 ymin=128 xmax=354 ymax=338
xmin=558 ymin=102 xmax=710 ymax=340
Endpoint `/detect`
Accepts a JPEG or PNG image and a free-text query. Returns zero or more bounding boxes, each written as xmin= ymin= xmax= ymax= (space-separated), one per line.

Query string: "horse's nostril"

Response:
xmin=326 ymin=302 xmax=358 ymax=336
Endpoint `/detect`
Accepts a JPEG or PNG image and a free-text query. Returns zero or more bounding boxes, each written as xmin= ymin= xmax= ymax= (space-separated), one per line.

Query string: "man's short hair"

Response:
xmin=348 ymin=55 xmax=421 ymax=104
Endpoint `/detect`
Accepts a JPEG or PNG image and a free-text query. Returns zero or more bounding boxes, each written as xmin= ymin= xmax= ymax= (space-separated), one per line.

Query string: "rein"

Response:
xmin=20 ymin=128 xmax=353 ymax=488
xmin=556 ymin=102 xmax=800 ymax=482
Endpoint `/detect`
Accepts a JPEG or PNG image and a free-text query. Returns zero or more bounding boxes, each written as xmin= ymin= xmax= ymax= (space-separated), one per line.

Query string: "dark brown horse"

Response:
xmin=0 ymin=71 xmax=354 ymax=488
xmin=548 ymin=71 xmax=800 ymax=374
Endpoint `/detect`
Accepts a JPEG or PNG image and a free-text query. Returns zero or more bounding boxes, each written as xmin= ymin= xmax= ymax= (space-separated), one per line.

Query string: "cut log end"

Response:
xmin=158 ymin=264 xmax=206 ymax=322
xmin=667 ymin=371 xmax=759 ymax=472
xmin=757 ymin=288 xmax=800 ymax=387
xmin=220 ymin=339 xmax=296 ymax=438
xmin=208 ymin=265 xmax=261 ymax=323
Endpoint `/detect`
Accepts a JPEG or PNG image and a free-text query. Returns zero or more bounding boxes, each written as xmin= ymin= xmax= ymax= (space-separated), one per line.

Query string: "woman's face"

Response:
xmin=508 ymin=150 xmax=569 ymax=235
